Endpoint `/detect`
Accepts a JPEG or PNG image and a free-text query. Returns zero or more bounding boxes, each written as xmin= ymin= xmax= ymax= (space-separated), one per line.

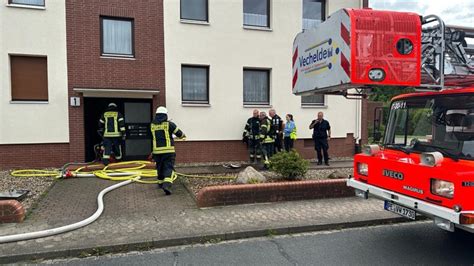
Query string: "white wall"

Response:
xmin=0 ymin=0 xmax=69 ymax=144
xmin=165 ymin=0 xmax=361 ymax=141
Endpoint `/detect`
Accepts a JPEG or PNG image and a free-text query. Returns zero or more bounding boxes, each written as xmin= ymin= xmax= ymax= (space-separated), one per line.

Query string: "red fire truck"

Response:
xmin=293 ymin=8 xmax=474 ymax=232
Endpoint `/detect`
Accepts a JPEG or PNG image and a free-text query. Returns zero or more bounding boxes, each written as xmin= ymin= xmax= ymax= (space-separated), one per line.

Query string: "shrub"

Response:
xmin=269 ymin=150 xmax=309 ymax=180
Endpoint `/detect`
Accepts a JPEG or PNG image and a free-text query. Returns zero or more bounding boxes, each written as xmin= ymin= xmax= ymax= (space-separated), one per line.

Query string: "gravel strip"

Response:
xmin=0 ymin=171 xmax=55 ymax=214
xmin=182 ymin=168 xmax=353 ymax=197
xmin=176 ymin=157 xmax=352 ymax=167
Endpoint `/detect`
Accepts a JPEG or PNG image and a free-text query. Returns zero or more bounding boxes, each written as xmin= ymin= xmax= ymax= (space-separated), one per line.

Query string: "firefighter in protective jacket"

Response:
xmin=259 ymin=111 xmax=275 ymax=168
xmin=244 ymin=109 xmax=261 ymax=163
xmin=99 ymin=103 xmax=126 ymax=165
xmin=151 ymin=106 xmax=185 ymax=195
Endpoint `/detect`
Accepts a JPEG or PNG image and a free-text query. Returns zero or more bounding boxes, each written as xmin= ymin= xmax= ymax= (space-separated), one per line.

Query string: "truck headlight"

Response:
xmin=431 ymin=179 xmax=454 ymax=199
xmin=357 ymin=163 xmax=369 ymax=176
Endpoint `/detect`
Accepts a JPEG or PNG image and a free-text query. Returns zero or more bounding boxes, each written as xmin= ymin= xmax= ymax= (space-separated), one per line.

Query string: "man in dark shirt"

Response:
xmin=309 ymin=112 xmax=331 ymax=166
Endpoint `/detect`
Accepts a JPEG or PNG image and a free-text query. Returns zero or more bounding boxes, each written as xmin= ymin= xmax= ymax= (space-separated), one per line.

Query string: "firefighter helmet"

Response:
xmin=156 ymin=106 xmax=168 ymax=114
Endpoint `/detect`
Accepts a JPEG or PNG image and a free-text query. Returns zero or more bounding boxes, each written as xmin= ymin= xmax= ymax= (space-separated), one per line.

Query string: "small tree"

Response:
xmin=269 ymin=150 xmax=309 ymax=180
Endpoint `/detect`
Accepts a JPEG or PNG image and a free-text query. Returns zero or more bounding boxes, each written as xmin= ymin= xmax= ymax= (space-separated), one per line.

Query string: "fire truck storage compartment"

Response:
xmin=292 ymin=8 xmax=421 ymax=95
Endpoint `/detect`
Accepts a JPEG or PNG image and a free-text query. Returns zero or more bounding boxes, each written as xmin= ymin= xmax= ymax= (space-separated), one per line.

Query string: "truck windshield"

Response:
xmin=384 ymin=94 xmax=474 ymax=161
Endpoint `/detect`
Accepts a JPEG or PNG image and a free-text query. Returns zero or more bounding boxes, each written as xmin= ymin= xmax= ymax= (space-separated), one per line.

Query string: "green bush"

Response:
xmin=269 ymin=150 xmax=309 ymax=180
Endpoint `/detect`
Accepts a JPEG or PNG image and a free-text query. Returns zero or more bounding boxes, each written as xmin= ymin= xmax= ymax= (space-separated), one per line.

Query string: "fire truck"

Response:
xmin=293 ymin=8 xmax=474 ymax=233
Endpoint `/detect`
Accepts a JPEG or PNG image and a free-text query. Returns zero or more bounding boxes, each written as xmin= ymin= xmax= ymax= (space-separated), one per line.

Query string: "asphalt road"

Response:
xmin=42 ymin=222 xmax=474 ymax=265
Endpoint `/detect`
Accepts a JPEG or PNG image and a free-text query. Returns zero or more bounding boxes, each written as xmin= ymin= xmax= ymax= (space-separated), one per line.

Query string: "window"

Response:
xmin=243 ymin=0 xmax=270 ymax=28
xmin=101 ymin=17 xmax=134 ymax=57
xmin=302 ymin=94 xmax=325 ymax=106
xmin=9 ymin=0 xmax=44 ymax=6
xmin=180 ymin=0 xmax=208 ymax=21
xmin=243 ymin=69 xmax=270 ymax=105
xmin=302 ymin=0 xmax=325 ymax=30
xmin=10 ymin=56 xmax=48 ymax=101
xmin=181 ymin=65 xmax=209 ymax=104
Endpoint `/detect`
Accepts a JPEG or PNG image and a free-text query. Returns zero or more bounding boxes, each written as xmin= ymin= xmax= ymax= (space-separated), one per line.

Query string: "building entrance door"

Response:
xmin=83 ymin=98 xmax=152 ymax=162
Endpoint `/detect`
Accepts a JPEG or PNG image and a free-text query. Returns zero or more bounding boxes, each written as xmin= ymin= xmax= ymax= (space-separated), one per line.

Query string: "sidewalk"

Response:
xmin=0 ymin=172 xmax=401 ymax=263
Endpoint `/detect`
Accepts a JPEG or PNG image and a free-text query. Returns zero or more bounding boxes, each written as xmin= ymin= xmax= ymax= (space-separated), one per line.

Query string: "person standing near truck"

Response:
xmin=309 ymin=112 xmax=331 ymax=166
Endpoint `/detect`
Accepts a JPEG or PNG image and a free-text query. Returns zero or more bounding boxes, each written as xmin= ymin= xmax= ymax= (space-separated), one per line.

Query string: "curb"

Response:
xmin=196 ymin=178 xmax=353 ymax=208
xmin=0 ymin=216 xmax=424 ymax=264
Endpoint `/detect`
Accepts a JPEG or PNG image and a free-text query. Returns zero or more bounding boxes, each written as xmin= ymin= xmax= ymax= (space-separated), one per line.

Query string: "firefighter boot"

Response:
xmin=162 ymin=183 xmax=172 ymax=196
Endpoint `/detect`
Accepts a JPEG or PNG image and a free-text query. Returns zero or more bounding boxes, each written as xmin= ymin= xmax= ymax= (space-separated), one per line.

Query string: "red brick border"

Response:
xmin=196 ymin=179 xmax=354 ymax=208
xmin=0 ymin=200 xmax=25 ymax=223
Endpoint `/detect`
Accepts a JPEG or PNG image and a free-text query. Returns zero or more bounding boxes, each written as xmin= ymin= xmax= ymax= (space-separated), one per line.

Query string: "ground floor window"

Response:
xmin=181 ymin=65 xmax=209 ymax=104
xmin=243 ymin=68 xmax=270 ymax=105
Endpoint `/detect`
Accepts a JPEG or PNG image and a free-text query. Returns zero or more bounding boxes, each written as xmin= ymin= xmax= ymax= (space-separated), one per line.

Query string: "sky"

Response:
xmin=370 ymin=0 xmax=474 ymax=27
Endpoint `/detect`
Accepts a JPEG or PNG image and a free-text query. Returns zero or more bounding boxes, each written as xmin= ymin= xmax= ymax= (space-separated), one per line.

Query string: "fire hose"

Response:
xmin=2 ymin=161 xmax=236 ymax=244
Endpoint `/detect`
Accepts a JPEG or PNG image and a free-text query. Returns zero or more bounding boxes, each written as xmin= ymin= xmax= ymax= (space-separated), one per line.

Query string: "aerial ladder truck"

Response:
xmin=293 ymin=8 xmax=474 ymax=233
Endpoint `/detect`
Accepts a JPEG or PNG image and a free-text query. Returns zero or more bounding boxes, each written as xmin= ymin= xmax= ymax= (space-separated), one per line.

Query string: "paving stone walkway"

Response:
xmin=0 ymin=167 xmax=400 ymax=263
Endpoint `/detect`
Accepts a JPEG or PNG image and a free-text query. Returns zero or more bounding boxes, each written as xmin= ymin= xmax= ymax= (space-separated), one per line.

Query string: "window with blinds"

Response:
xmin=181 ymin=65 xmax=209 ymax=104
xmin=243 ymin=0 xmax=270 ymax=28
xmin=302 ymin=0 xmax=325 ymax=30
xmin=101 ymin=17 xmax=134 ymax=57
xmin=9 ymin=0 xmax=44 ymax=6
xmin=301 ymin=94 xmax=325 ymax=106
xmin=180 ymin=0 xmax=208 ymax=22
xmin=10 ymin=55 xmax=48 ymax=102
xmin=243 ymin=69 xmax=270 ymax=105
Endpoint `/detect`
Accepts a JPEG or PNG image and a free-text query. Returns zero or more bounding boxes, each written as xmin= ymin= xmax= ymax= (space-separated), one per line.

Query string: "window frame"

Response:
xmin=243 ymin=0 xmax=271 ymax=28
xmin=181 ymin=64 xmax=210 ymax=105
xmin=8 ymin=0 xmax=45 ymax=7
xmin=100 ymin=16 xmax=135 ymax=58
xmin=243 ymin=68 xmax=271 ymax=106
xmin=302 ymin=0 xmax=326 ymax=30
xmin=301 ymin=94 xmax=326 ymax=107
xmin=180 ymin=0 xmax=209 ymax=22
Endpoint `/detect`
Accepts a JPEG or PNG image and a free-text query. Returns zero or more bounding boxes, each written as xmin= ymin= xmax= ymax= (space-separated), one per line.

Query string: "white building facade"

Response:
xmin=165 ymin=0 xmax=364 ymax=162
xmin=0 ymin=0 xmax=69 ymax=145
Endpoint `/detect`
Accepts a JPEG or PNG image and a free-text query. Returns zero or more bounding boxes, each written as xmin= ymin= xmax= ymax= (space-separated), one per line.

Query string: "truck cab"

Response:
xmin=348 ymin=88 xmax=474 ymax=233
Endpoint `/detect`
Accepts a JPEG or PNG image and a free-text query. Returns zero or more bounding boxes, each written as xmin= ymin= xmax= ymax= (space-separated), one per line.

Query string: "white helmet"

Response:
xmin=108 ymin=103 xmax=117 ymax=108
xmin=156 ymin=106 xmax=168 ymax=114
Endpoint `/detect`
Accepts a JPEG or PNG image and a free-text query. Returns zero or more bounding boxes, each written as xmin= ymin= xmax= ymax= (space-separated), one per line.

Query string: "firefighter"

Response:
xmin=99 ymin=103 xmax=126 ymax=165
xmin=151 ymin=106 xmax=185 ymax=195
xmin=269 ymin=109 xmax=283 ymax=153
xmin=244 ymin=109 xmax=262 ymax=163
xmin=259 ymin=111 xmax=275 ymax=168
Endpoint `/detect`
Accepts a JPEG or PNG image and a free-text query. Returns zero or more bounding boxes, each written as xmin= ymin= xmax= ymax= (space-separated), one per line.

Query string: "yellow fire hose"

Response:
xmin=10 ymin=160 xmax=236 ymax=182
xmin=2 ymin=160 xmax=237 ymax=244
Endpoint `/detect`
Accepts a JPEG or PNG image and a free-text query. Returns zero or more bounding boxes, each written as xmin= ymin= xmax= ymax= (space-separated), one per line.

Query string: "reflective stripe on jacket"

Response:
xmin=260 ymin=118 xmax=275 ymax=143
xmin=151 ymin=121 xmax=184 ymax=154
xmin=100 ymin=111 xmax=125 ymax=137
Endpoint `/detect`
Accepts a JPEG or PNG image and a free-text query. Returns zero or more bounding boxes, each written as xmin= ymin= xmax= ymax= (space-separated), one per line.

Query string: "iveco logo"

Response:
xmin=383 ymin=169 xmax=404 ymax=180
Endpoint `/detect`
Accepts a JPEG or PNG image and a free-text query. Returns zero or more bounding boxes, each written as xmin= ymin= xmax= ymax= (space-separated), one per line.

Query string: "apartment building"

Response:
xmin=0 ymin=0 xmax=367 ymax=168
xmin=165 ymin=0 xmax=366 ymax=162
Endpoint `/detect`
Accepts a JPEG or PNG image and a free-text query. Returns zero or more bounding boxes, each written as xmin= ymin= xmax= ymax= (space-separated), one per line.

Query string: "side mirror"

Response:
xmin=373 ymin=106 xmax=384 ymax=143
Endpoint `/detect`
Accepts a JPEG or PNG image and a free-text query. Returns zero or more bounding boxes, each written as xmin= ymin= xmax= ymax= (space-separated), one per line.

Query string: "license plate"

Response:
xmin=384 ymin=201 xmax=416 ymax=220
